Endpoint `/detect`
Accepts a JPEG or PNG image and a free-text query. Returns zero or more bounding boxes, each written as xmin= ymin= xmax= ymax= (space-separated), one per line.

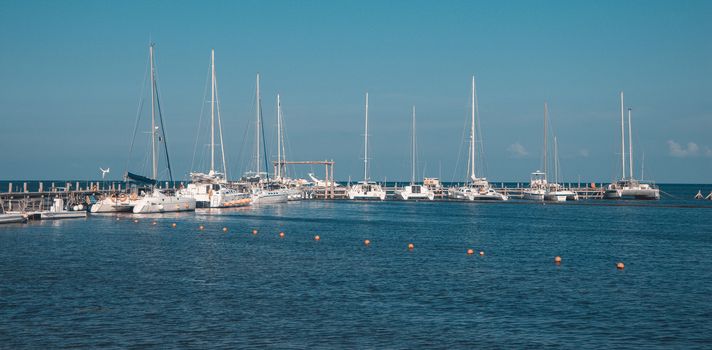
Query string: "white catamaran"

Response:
xmin=347 ymin=93 xmax=386 ymax=200
xmin=448 ymin=76 xmax=507 ymax=201
xmin=604 ymin=92 xmax=660 ymax=200
xmin=178 ymin=49 xmax=250 ymax=208
xmin=130 ymin=43 xmax=196 ymax=213
xmin=395 ymin=106 xmax=434 ymax=200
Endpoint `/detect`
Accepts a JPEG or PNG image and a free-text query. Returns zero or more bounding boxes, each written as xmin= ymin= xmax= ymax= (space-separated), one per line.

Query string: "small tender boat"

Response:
xmin=41 ymin=198 xmax=87 ymax=220
xmin=0 ymin=213 xmax=25 ymax=224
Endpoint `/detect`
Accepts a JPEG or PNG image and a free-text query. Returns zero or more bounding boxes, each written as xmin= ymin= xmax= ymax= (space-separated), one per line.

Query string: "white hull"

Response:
xmin=40 ymin=211 xmax=87 ymax=220
xmin=179 ymin=183 xmax=251 ymax=208
xmin=348 ymin=182 xmax=386 ymax=201
xmin=604 ymin=188 xmax=660 ymax=200
xmin=449 ymin=182 xmax=508 ymax=201
xmin=523 ymin=190 xmax=545 ymax=201
xmin=544 ymin=192 xmax=567 ymax=202
xmin=395 ymin=185 xmax=434 ymax=201
xmin=0 ymin=214 xmax=25 ymax=224
xmin=91 ymin=197 xmax=138 ymax=213
xmin=251 ymin=189 xmax=289 ymax=204
xmin=132 ymin=190 xmax=197 ymax=213
xmin=286 ymin=188 xmax=303 ymax=201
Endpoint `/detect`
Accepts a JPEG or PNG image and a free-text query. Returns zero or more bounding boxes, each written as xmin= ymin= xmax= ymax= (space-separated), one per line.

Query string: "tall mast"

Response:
xmin=470 ymin=76 xmax=476 ymax=181
xmin=411 ymin=105 xmax=416 ymax=185
xmin=150 ymin=44 xmax=158 ymax=180
xmin=620 ymin=91 xmax=626 ymax=180
xmin=544 ymin=102 xmax=548 ymax=182
xmin=628 ymin=107 xmax=633 ymax=179
xmin=554 ymin=136 xmax=558 ymax=184
xmin=277 ymin=94 xmax=281 ymax=180
xmin=255 ymin=73 xmax=261 ymax=174
xmin=364 ymin=92 xmax=369 ymax=181
xmin=210 ymin=49 xmax=215 ymax=174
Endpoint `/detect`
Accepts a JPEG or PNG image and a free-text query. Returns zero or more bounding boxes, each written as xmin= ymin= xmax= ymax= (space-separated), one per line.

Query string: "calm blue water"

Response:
xmin=1 ymin=189 xmax=711 ymax=348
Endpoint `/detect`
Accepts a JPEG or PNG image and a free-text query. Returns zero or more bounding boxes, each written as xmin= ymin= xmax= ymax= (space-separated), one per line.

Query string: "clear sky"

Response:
xmin=1 ymin=0 xmax=710 ymax=183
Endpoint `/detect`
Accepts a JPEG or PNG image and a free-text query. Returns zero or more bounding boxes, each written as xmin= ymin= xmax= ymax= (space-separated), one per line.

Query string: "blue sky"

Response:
xmin=1 ymin=0 xmax=710 ymax=183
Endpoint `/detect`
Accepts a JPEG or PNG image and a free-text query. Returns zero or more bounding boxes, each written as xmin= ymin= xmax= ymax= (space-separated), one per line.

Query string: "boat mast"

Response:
xmin=628 ymin=107 xmax=633 ymax=180
xmin=277 ymin=94 xmax=281 ymax=180
xmin=620 ymin=91 xmax=626 ymax=180
xmin=150 ymin=44 xmax=158 ymax=181
xmin=411 ymin=105 xmax=416 ymax=185
xmin=544 ymin=102 xmax=548 ymax=182
xmin=554 ymin=136 xmax=558 ymax=184
xmin=255 ymin=73 xmax=261 ymax=175
xmin=210 ymin=49 xmax=215 ymax=175
xmin=470 ymin=76 xmax=476 ymax=181
xmin=364 ymin=92 xmax=369 ymax=181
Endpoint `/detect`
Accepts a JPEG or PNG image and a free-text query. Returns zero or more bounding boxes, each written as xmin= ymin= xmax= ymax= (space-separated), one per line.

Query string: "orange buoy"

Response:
xmin=479 ymin=251 xmax=485 ymax=256
xmin=314 ymin=235 xmax=321 ymax=241
xmin=467 ymin=248 xmax=474 ymax=255
xmin=171 ymin=223 xmax=177 ymax=228
xmin=252 ymin=229 xmax=258 ymax=235
xmin=198 ymin=225 xmax=204 ymax=231
xmin=554 ymin=256 xmax=562 ymax=264
xmin=152 ymin=221 xmax=157 ymax=225
xmin=279 ymin=232 xmax=285 ymax=238
xmin=222 ymin=227 xmax=228 ymax=232
xmin=408 ymin=243 xmax=414 ymax=250
xmin=133 ymin=219 xmax=138 ymax=223
xmin=364 ymin=239 xmax=371 ymax=246
xmin=616 ymin=262 xmax=625 ymax=270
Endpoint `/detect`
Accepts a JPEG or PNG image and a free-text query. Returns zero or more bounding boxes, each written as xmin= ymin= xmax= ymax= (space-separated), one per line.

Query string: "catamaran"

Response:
xmin=130 ymin=43 xmax=196 ymax=213
xmin=91 ymin=44 xmax=195 ymax=213
xmin=604 ymin=92 xmax=660 ymax=200
xmin=178 ymin=49 xmax=250 ymax=208
xmin=395 ymin=106 xmax=434 ymax=200
xmin=347 ymin=93 xmax=386 ymax=200
xmin=448 ymin=76 xmax=507 ymax=201
xmin=248 ymin=74 xmax=289 ymax=204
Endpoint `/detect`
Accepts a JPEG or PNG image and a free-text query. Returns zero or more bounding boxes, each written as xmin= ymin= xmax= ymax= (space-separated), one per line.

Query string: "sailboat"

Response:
xmin=544 ymin=136 xmax=579 ymax=201
xmin=249 ymin=74 xmax=288 ymax=204
xmin=347 ymin=93 xmax=386 ymax=200
xmin=130 ymin=43 xmax=196 ymax=213
xmin=178 ymin=49 xmax=250 ymax=208
xmin=448 ymin=76 xmax=507 ymax=201
xmin=274 ymin=94 xmax=303 ymax=201
xmin=395 ymin=106 xmax=434 ymax=200
xmin=603 ymin=92 xmax=660 ymax=200
xmin=523 ymin=103 xmax=551 ymax=201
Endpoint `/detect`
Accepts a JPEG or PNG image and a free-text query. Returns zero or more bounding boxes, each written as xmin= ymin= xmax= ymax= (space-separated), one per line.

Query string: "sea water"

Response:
xmin=1 ymin=185 xmax=711 ymax=348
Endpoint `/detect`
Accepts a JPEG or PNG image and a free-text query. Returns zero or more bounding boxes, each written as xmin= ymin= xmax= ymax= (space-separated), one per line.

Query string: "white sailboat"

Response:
xmin=249 ymin=74 xmax=288 ymax=204
xmin=545 ymin=136 xmax=579 ymax=201
xmin=131 ymin=43 xmax=196 ymax=213
xmin=523 ymin=103 xmax=550 ymax=201
xmin=448 ymin=76 xmax=507 ymax=201
xmin=274 ymin=94 xmax=303 ymax=201
xmin=347 ymin=93 xmax=386 ymax=200
xmin=179 ymin=49 xmax=251 ymax=208
xmin=604 ymin=92 xmax=660 ymax=200
xmin=395 ymin=106 xmax=434 ymax=200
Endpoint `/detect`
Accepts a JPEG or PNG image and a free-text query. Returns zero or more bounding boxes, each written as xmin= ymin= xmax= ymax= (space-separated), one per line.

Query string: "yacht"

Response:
xmin=247 ymin=74 xmax=288 ymax=204
xmin=604 ymin=92 xmax=660 ymax=200
xmin=523 ymin=171 xmax=547 ymax=201
xmin=179 ymin=50 xmax=250 ymax=208
xmin=447 ymin=76 xmax=507 ymax=201
xmin=395 ymin=106 xmax=434 ymax=200
xmin=347 ymin=92 xmax=386 ymax=200
xmin=545 ymin=136 xmax=579 ymax=201
xmin=133 ymin=189 xmax=196 ymax=213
